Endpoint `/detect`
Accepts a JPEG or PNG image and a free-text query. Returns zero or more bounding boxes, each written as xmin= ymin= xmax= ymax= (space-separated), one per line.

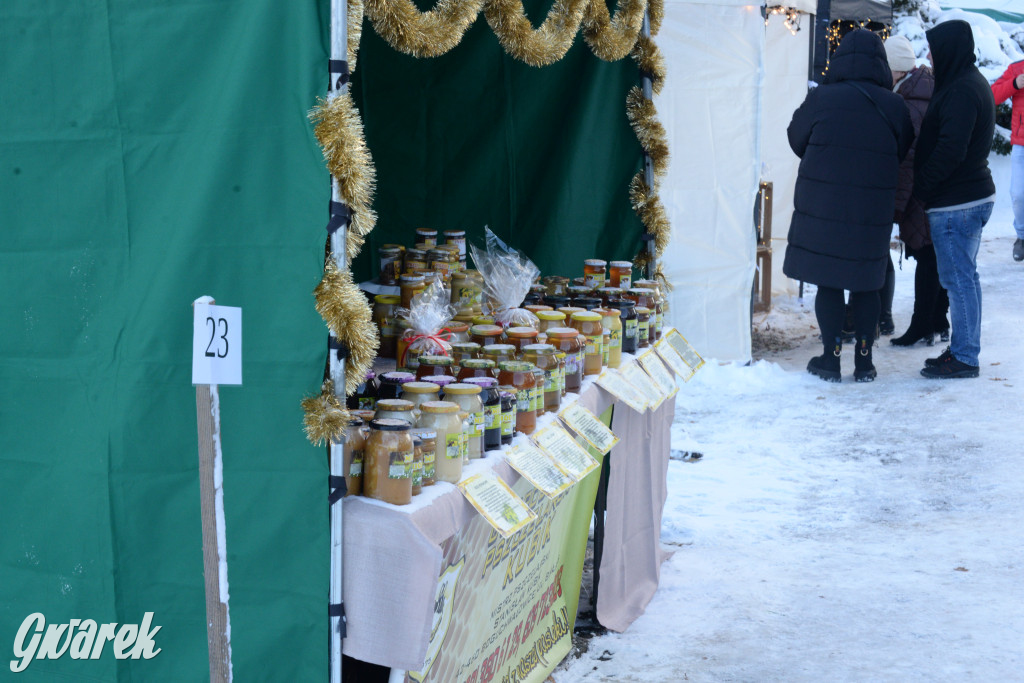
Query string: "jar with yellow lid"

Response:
xmin=417 ymin=401 xmax=464 ymax=483
xmin=635 ymin=307 xmax=652 ymax=348
xmin=416 ymin=228 xmax=438 ymax=247
xmin=545 ymin=328 xmax=583 ymax=394
xmin=415 ymin=355 xmax=456 ymax=380
xmin=457 ymin=358 xmax=495 ymax=381
xmin=521 ymin=344 xmax=560 ymax=413
xmin=374 ymin=398 xmax=416 ymax=425
xmin=594 ymin=308 xmax=623 ymax=368
xmin=450 ymin=341 xmax=481 ymax=370
xmin=472 ymin=315 xmax=496 ymax=326
xmin=609 ymin=260 xmax=633 ymax=290
xmin=378 ymin=245 xmax=404 ymax=286
xmin=373 ymin=294 xmax=401 ymax=360
xmin=571 ymin=311 xmax=604 ymax=375
xmin=409 ymin=428 xmax=437 ymax=486
xmin=558 ymin=306 xmax=585 ymax=319
xmin=497 ymin=361 xmax=537 ymax=435
xmin=482 ymin=344 xmax=517 ymax=368
xmin=400 ymin=382 xmax=441 ymax=417
xmin=536 ymin=310 xmax=567 ymax=336
xmin=470 ymin=324 xmax=503 ymax=347
xmin=363 ymin=418 xmax=413 ymax=505
xmin=442 ymin=383 xmax=484 ymax=459
xmin=505 ymin=326 xmax=539 ymax=354
xmin=524 ymin=304 xmax=553 ymax=317
xmin=583 ymin=259 xmax=607 ymax=290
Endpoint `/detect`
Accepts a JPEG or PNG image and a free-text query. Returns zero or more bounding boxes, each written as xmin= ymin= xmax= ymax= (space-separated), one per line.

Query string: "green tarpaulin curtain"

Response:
xmin=1 ymin=0 xmax=643 ymax=679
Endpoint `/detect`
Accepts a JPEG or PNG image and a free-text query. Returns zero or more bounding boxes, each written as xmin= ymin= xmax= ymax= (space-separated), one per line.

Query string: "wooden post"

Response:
xmin=194 ymin=297 xmax=232 ymax=682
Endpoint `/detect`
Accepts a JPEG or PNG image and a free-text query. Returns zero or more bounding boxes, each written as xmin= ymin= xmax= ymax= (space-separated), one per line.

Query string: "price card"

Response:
xmin=532 ymin=424 xmax=601 ymax=480
xmin=458 ymin=473 xmax=537 ymax=538
xmin=622 ymin=362 xmax=668 ymax=410
xmin=663 ymin=328 xmax=705 ymax=380
xmin=558 ymin=402 xmax=619 ymax=455
xmin=638 ymin=351 xmax=679 ymax=401
xmin=192 ymin=302 xmax=242 ymax=385
xmin=506 ymin=444 xmax=575 ymax=498
xmin=595 ymin=369 xmax=649 ymax=413
xmin=654 ymin=337 xmax=692 ymax=380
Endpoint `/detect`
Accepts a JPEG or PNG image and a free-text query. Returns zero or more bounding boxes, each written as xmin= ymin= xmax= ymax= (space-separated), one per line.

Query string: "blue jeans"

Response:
xmin=1012 ymin=145 xmax=1024 ymax=239
xmin=930 ymin=202 xmax=993 ymax=366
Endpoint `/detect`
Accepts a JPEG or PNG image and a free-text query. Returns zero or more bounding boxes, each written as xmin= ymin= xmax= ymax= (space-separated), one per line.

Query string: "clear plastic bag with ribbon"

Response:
xmin=397 ymin=280 xmax=457 ymax=369
xmin=468 ymin=227 xmax=540 ymax=329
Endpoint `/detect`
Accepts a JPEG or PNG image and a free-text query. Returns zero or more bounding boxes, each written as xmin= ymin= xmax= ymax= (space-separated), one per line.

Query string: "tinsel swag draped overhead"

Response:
xmin=303 ymin=0 xmax=671 ymax=444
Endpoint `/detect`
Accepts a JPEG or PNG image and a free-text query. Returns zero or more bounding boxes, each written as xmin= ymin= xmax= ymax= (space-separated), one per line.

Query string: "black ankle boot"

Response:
xmin=891 ymin=323 xmax=934 ymax=347
xmin=879 ymin=312 xmax=895 ymax=336
xmin=854 ymin=337 xmax=876 ymax=382
xmin=808 ymin=337 xmax=842 ymax=382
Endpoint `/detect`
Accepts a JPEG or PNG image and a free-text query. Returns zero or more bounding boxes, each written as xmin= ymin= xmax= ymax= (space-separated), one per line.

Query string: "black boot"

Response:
xmin=854 ymin=337 xmax=876 ymax=382
xmin=890 ymin=320 xmax=934 ymax=347
xmin=807 ymin=337 xmax=842 ymax=382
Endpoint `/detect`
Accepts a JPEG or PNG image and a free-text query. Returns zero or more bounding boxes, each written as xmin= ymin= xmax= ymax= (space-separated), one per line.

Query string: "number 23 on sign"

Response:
xmin=192 ymin=299 xmax=242 ymax=386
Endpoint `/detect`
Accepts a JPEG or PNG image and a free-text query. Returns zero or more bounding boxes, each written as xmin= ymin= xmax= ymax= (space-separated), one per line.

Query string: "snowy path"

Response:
xmin=555 ymin=157 xmax=1024 ymax=682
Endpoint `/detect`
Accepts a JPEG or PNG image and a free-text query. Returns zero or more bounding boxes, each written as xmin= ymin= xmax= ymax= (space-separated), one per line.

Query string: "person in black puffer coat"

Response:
xmin=783 ymin=29 xmax=914 ymax=382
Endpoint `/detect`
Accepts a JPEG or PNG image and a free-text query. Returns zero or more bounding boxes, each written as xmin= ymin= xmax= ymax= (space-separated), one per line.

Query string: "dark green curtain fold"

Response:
xmin=1 ymin=1 xmax=329 ymax=679
xmin=350 ymin=0 xmax=645 ymax=283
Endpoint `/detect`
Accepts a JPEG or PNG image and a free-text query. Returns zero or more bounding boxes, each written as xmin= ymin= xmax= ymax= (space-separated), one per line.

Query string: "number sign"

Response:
xmin=193 ymin=303 xmax=242 ymax=385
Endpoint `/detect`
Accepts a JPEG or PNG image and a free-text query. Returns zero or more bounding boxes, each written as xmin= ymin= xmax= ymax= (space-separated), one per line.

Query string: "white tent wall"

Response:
xmin=761 ymin=11 xmax=813 ymax=299
xmin=658 ymin=0 xmax=763 ymax=363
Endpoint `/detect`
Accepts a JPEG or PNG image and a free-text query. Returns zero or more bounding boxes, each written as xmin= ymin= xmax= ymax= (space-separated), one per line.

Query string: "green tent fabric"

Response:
xmin=349 ymin=0 xmax=646 ymax=283
xmin=1 ymin=1 xmax=329 ymax=679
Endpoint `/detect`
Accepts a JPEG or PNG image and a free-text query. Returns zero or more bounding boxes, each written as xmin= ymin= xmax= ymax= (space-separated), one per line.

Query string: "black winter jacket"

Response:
xmin=894 ymin=66 xmax=934 ymax=253
xmin=783 ymin=30 xmax=914 ymax=292
xmin=912 ymin=20 xmax=995 ymax=209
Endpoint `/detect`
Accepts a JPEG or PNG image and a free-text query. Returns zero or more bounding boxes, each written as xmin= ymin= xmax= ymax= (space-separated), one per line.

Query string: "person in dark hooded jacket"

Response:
xmin=912 ymin=20 xmax=995 ymax=379
xmin=783 ymin=29 xmax=914 ymax=382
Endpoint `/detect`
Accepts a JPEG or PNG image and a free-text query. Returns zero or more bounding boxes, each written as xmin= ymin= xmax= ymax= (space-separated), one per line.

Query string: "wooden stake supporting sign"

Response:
xmin=192 ymin=296 xmax=242 ymax=683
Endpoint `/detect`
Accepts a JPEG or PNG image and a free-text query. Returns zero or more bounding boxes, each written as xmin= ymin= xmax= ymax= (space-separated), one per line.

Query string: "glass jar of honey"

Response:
xmin=505 ymin=326 xmax=539 ymax=353
xmin=443 ymin=230 xmax=467 ymax=268
xmin=374 ymin=398 xmax=416 ymax=425
xmin=524 ymin=304 xmax=553 ymax=317
xmin=457 ymin=358 xmax=495 ymax=381
xmin=409 ymin=428 xmax=437 ymax=486
xmin=583 ymin=259 xmax=607 ymax=289
xmin=450 ymin=342 xmax=481 ymax=371
xmin=609 ymin=299 xmax=638 ymax=355
xmin=570 ymin=311 xmax=604 ymax=376
xmin=444 ymin=321 xmax=470 ymax=344
xmin=595 ymin=308 xmax=624 ymax=368
xmin=497 ymin=361 xmax=537 ymax=435
xmin=465 ymin=377 xmax=501 ymax=451
xmin=400 ymin=381 xmax=441 ymax=417
xmin=343 ymin=417 xmax=367 ymax=496
xmin=544 ymin=328 xmax=583 ymax=394
xmin=417 ymin=401 xmax=463 ymax=484
xmin=415 ymin=355 xmax=456 ymax=380
xmin=596 ymin=287 xmax=623 ymax=305
xmin=373 ymin=294 xmax=401 ymax=360
xmin=635 ymin=307 xmax=652 ymax=349
xmin=498 ymin=388 xmax=516 ymax=445
xmin=609 ymin=260 xmax=633 ymax=290
xmin=404 ymin=248 xmax=429 ymax=274
xmin=543 ymin=276 xmax=570 ymax=298
xmin=428 ymin=248 xmax=457 ymax=278
xmin=482 ymin=344 xmax=517 ymax=368
xmin=416 ymin=228 xmax=438 ymax=247
xmin=399 ymin=273 xmax=427 ymax=310
xmin=378 ymin=245 xmax=404 ymax=286
xmin=442 ymin=383 xmax=484 ymax=459
xmin=451 ymin=271 xmax=483 ymax=312
xmin=625 ymin=287 xmax=654 ymax=311
xmin=536 ymin=310 xmax=567 ymax=336
xmin=530 ymin=367 xmax=545 ymax=414
xmin=363 ymin=419 xmax=413 ymax=505
xmin=521 ymin=344 xmax=560 ymax=413
xmin=635 ymin=280 xmax=665 ymax=340
xmin=470 ymin=324 xmax=504 ymax=348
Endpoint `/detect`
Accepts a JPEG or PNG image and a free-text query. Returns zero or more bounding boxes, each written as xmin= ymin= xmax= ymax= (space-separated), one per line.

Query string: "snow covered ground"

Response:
xmin=553 ymin=155 xmax=1024 ymax=680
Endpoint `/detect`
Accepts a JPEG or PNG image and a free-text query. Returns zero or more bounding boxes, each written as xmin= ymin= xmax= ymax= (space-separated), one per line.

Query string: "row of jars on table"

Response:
xmin=378 ymin=228 xmax=469 ymax=286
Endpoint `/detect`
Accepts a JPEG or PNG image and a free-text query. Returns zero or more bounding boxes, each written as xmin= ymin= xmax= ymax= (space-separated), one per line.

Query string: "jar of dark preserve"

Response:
xmin=465 ymin=376 xmax=501 ymax=451
xmin=573 ymin=296 xmax=602 ymax=311
xmin=498 ymin=388 xmax=517 ymax=445
xmin=609 ymin=298 xmax=638 ymax=355
xmin=377 ymin=371 xmax=415 ymax=401
xmin=347 ymin=371 xmax=379 ymax=410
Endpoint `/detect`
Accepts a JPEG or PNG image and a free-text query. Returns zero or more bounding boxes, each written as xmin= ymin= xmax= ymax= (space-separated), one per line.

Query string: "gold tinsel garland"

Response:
xmin=310 ymin=92 xmax=378 ymax=262
xmin=349 ymin=0 xmax=365 ymax=72
xmin=484 ymin=0 xmax=590 ymax=67
xmin=631 ymin=34 xmax=665 ymax=95
xmin=363 ymin=0 xmax=485 ymax=59
xmin=314 ymin=259 xmax=380 ymax=396
xmin=582 ymin=0 xmax=647 ymax=62
xmin=629 ymin=172 xmax=670 ymax=269
xmin=647 ymin=0 xmax=663 ymax=36
xmin=625 ymin=86 xmax=668 ymax=182
xmin=301 ymin=380 xmax=351 ymax=447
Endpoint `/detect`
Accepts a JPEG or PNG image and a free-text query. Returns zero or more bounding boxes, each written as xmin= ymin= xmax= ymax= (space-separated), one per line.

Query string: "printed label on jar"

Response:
xmin=485 ymin=404 xmax=500 ymax=429
xmin=445 ymin=433 xmax=462 ymax=459
xmin=411 ymin=459 xmax=423 ymax=486
xmin=624 ymin=319 xmax=638 ymax=338
xmin=501 ymin=410 xmax=514 ymax=436
xmin=610 ymin=329 xmax=622 ymax=348
xmin=350 ymin=450 xmax=363 ymax=477
xmin=584 ymin=274 xmax=606 ymax=289
xmin=389 ymin=449 xmax=412 ymax=479
xmin=557 ymin=364 xmax=565 ymax=392
xmin=357 ymin=397 xmax=376 ymax=410
xmin=472 ymin=411 xmax=484 ymax=438
xmin=530 ymin=386 xmax=542 ymax=413
xmin=656 ymin=312 xmax=664 ymax=334
xmin=638 ymin=321 xmax=649 ymax=341
xmin=544 ymin=369 xmax=558 ymax=392
xmin=602 ymin=340 xmax=610 ymax=365
xmin=585 ymin=334 xmax=603 ymax=357
xmin=459 ymin=431 xmax=468 ymax=459
xmin=422 ymin=449 xmax=435 ymax=478
xmin=564 ymin=355 xmax=579 ymax=375
xmin=516 ymin=392 xmax=531 ymax=413
xmin=619 ymin=276 xmax=632 ymax=291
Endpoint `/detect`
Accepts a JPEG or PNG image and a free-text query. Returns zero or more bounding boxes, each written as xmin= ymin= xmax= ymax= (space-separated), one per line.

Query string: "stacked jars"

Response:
xmin=400 ymin=382 xmax=441 ymax=417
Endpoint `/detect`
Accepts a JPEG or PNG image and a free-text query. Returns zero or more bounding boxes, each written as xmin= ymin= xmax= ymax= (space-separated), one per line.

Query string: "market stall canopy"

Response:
xmin=830 ymin=0 xmax=892 ymax=22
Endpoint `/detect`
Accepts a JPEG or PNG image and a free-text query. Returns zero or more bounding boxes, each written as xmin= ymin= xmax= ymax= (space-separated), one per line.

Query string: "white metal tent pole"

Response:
xmin=328 ymin=0 xmax=349 ymax=681
xmin=640 ymin=11 xmax=658 ymax=279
